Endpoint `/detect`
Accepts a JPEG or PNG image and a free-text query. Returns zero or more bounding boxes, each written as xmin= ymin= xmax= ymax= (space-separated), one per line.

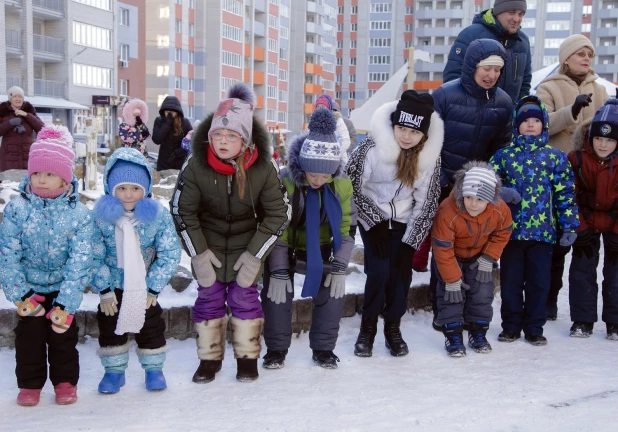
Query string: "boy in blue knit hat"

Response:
xmin=91 ymin=147 xmax=181 ymax=394
xmin=261 ymin=108 xmax=357 ymax=369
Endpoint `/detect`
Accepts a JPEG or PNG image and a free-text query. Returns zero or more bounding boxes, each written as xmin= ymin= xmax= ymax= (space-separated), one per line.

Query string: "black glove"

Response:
xmin=572 ymin=93 xmax=592 ymax=120
xmin=572 ymin=229 xmax=595 ymax=260
xmin=135 ymin=116 xmax=143 ymax=126
xmin=141 ymin=128 xmax=150 ymax=139
xmin=395 ymin=243 xmax=416 ymax=282
xmin=604 ymin=233 xmax=618 ymax=265
xmin=9 ymin=117 xmax=22 ymax=126
xmin=366 ymin=220 xmax=390 ymax=259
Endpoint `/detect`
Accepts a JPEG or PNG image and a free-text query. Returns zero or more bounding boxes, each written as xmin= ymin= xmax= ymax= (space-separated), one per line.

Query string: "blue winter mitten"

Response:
xmin=470 ymin=254 xmax=494 ymax=283
xmin=560 ymin=232 xmax=577 ymax=247
xmin=325 ymin=262 xmax=346 ymax=299
xmin=500 ymin=187 xmax=521 ymax=204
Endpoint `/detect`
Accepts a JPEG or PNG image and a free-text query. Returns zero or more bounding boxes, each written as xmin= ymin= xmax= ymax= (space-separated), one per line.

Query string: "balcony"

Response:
xmin=597 ymin=8 xmax=618 ymax=19
xmin=596 ymin=45 xmax=618 ymax=56
xmin=34 ymin=79 xmax=65 ymax=98
xmin=304 ymin=83 xmax=323 ymax=95
xmin=414 ymin=27 xmax=461 ymax=38
xmin=414 ymin=10 xmax=465 ymax=19
xmin=5 ymin=0 xmax=22 ymax=9
xmin=5 ymin=30 xmax=22 ymax=56
xmin=33 ymin=34 xmax=65 ymax=62
xmin=32 ymin=0 xmax=64 ymax=19
xmin=597 ymin=27 xmax=618 ymax=37
xmin=253 ymin=21 xmax=265 ymax=37
xmin=304 ymin=63 xmax=323 ymax=75
xmin=243 ymin=69 xmax=265 ymax=85
xmin=7 ymin=76 xmax=22 ymax=88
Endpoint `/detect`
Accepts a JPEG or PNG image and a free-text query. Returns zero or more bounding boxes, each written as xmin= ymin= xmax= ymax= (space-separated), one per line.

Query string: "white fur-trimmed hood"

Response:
xmin=370 ymin=100 xmax=444 ymax=172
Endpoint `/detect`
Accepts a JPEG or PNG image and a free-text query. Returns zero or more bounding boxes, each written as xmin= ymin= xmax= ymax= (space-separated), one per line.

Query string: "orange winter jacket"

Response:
xmin=432 ymin=194 xmax=513 ymax=283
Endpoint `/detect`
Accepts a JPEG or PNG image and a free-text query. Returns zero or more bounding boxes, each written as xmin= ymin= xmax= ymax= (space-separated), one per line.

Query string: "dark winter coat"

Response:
xmin=434 ymin=39 xmax=513 ymax=188
xmin=568 ymin=116 xmax=618 ymax=235
xmin=268 ymin=132 xmax=357 ymax=272
xmin=152 ymin=96 xmax=192 ymax=171
xmin=0 ymin=101 xmax=44 ymax=171
xmin=490 ymin=95 xmax=579 ymax=244
xmin=170 ymin=113 xmax=291 ymax=283
xmin=444 ymin=9 xmax=532 ymax=104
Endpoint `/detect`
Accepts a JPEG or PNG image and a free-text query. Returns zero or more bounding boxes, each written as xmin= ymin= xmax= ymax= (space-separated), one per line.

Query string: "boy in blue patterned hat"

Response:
xmin=490 ymin=95 xmax=579 ymax=346
xmin=91 ymin=147 xmax=181 ymax=394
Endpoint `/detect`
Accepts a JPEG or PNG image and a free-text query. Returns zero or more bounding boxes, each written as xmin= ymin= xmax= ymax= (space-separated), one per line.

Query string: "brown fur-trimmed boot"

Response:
xmin=193 ymin=316 xmax=228 ymax=383
xmin=231 ymin=316 xmax=264 ymax=382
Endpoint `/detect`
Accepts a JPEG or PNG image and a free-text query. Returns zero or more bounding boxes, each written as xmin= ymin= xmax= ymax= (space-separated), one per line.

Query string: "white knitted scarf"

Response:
xmin=114 ymin=213 xmax=147 ymax=335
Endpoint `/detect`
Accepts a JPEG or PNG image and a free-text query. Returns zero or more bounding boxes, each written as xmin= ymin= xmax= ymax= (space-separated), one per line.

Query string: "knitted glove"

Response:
xmin=9 ymin=117 xmax=22 ymax=126
xmin=99 ymin=290 xmax=118 ymax=317
xmin=572 ymin=93 xmax=592 ymax=120
xmin=470 ymin=255 xmax=494 ymax=283
xmin=324 ymin=262 xmax=346 ymax=299
xmin=444 ymin=280 xmax=470 ymax=304
xmin=15 ymin=294 xmax=46 ymax=317
xmin=191 ymin=249 xmax=222 ymax=288
xmin=560 ymin=231 xmax=577 ymax=247
xmin=572 ymin=229 xmax=595 ymax=260
xmin=500 ymin=187 xmax=521 ymax=204
xmin=233 ymin=251 xmax=262 ymax=288
xmin=267 ymin=270 xmax=292 ymax=304
xmin=146 ymin=293 xmax=158 ymax=309
xmin=46 ymin=307 xmax=74 ymax=334
xmin=395 ymin=243 xmax=416 ymax=282
xmin=367 ymin=220 xmax=390 ymax=259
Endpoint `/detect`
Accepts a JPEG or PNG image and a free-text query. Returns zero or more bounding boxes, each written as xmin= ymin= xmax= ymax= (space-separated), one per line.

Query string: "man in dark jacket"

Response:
xmin=332 ymin=101 xmax=358 ymax=152
xmin=443 ymin=0 xmax=531 ymax=104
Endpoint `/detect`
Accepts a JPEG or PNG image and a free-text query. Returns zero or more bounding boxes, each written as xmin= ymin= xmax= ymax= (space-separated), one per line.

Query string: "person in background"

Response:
xmin=152 ymin=95 xmax=193 ymax=171
xmin=535 ymin=34 xmax=610 ymax=321
xmin=181 ymin=119 xmax=201 ymax=154
xmin=0 ymin=86 xmax=44 ymax=171
xmin=315 ymin=94 xmax=351 ymax=165
xmin=118 ymin=98 xmax=150 ymax=157
xmin=332 ymin=100 xmax=358 ymax=153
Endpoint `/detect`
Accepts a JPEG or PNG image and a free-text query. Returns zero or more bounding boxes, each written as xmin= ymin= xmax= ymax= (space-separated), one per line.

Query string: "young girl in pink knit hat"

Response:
xmin=0 ymin=125 xmax=95 ymax=406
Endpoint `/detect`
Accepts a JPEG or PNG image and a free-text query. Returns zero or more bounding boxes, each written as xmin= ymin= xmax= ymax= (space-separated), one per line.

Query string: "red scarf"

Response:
xmin=206 ymin=145 xmax=259 ymax=175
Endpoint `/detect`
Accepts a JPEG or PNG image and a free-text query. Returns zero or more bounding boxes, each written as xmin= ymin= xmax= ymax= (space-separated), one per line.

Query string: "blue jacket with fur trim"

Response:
xmin=0 ymin=176 xmax=94 ymax=314
xmin=91 ymin=147 xmax=181 ymax=294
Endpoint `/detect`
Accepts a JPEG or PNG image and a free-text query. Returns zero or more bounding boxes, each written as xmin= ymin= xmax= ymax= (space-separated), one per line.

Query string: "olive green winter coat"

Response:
xmin=170 ymin=113 xmax=291 ymax=283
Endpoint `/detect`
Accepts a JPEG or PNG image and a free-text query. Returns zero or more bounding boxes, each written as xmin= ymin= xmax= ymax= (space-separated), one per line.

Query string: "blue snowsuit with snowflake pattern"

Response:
xmin=490 ymin=95 xmax=579 ymax=337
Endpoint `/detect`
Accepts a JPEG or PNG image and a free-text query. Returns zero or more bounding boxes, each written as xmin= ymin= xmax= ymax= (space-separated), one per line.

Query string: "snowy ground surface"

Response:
xmin=0 ymin=279 xmax=616 ymax=431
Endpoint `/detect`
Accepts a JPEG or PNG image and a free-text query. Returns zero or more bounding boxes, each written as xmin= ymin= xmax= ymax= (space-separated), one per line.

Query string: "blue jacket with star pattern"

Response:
xmin=490 ymin=95 xmax=579 ymax=244
xmin=0 ymin=176 xmax=95 ymax=313
xmin=91 ymin=147 xmax=181 ymax=294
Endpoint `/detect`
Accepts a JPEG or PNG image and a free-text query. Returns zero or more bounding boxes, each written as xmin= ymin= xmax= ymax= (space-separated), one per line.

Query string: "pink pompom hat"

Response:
xmin=28 ymin=125 xmax=75 ymax=184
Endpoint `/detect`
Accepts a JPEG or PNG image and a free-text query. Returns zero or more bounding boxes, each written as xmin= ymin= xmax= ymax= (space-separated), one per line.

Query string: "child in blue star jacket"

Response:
xmin=0 ymin=125 xmax=94 ymax=406
xmin=490 ymin=95 xmax=579 ymax=346
xmin=91 ymin=147 xmax=181 ymax=394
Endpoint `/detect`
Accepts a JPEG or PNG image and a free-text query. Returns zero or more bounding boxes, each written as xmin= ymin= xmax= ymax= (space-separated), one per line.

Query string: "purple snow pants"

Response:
xmin=192 ymin=280 xmax=263 ymax=323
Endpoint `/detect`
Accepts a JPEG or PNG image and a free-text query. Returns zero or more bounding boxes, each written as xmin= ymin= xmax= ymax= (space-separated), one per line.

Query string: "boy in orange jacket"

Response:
xmin=432 ymin=161 xmax=513 ymax=357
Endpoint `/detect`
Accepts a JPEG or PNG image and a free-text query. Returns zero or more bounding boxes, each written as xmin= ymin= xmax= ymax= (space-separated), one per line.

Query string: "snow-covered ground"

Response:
xmin=0 ymin=278 xmax=616 ymax=431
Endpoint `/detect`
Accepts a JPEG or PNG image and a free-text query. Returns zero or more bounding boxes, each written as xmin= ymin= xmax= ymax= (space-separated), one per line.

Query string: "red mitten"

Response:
xmin=15 ymin=294 xmax=46 ymax=317
xmin=46 ymin=307 xmax=74 ymax=334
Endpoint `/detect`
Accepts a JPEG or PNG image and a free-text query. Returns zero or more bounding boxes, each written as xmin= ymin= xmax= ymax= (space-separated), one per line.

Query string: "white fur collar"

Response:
xmin=370 ymin=100 xmax=444 ymax=173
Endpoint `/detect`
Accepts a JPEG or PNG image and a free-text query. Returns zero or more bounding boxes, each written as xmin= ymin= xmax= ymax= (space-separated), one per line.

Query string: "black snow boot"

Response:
xmin=607 ymin=323 xmax=618 ymax=341
xmin=354 ymin=315 xmax=378 ymax=357
xmin=467 ymin=320 xmax=492 ymax=353
xmin=524 ymin=334 xmax=548 ymax=346
xmin=443 ymin=322 xmax=466 ymax=357
xmin=546 ymin=294 xmax=558 ymax=321
xmin=262 ymin=349 xmax=288 ymax=369
xmin=498 ymin=330 xmax=521 ymax=343
xmin=192 ymin=360 xmax=222 ymax=384
xmin=312 ymin=350 xmax=340 ymax=369
xmin=236 ymin=359 xmax=259 ymax=382
xmin=570 ymin=322 xmax=594 ymax=338
xmin=384 ymin=320 xmax=409 ymax=357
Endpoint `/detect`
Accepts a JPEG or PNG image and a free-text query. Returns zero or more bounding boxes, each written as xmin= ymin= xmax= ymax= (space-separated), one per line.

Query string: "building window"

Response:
xmin=189 ymin=23 xmax=195 ymax=37
xmin=223 ymin=0 xmax=243 ymax=15
xmin=406 ymin=6 xmax=413 ymax=14
xmin=73 ymin=22 xmax=112 ymax=51
xmin=188 ymin=105 xmax=194 ymax=119
xmin=349 ymin=74 xmax=356 ymax=83
xmin=337 ymin=40 xmax=343 ymax=48
xmin=351 ymin=5 xmax=358 ymax=14
xmin=74 ymin=0 xmax=111 ymax=11
xmin=351 ymin=23 xmax=357 ymax=31
xmin=350 ymin=57 xmax=356 ymax=65
xmin=222 ymin=24 xmax=242 ymax=42
xmin=369 ymin=55 xmax=390 ymax=64
xmin=543 ymin=56 xmax=559 ymax=66
xmin=174 ymin=0 xmax=182 ymax=4
xmin=175 ymin=76 xmax=182 ymax=89
xmin=583 ymin=5 xmax=592 ymax=14
xmin=337 ymin=23 xmax=343 ymax=32
xmin=175 ymin=48 xmax=182 ymax=61
xmin=522 ymin=18 xmax=535 ymax=28
xmin=268 ymin=62 xmax=277 ymax=75
xmin=119 ymin=43 xmax=129 ymax=61
xmin=279 ymin=48 xmax=288 ymax=60
xmin=188 ymin=78 xmax=194 ymax=91
xmin=175 ymin=20 xmax=182 ymax=33
xmin=280 ymin=4 xmax=289 ymax=17
xmin=335 ymin=91 xmax=341 ymax=99
xmin=336 ymin=74 xmax=342 ymax=83
xmin=279 ymin=69 xmax=288 ymax=81
xmin=221 ymin=50 xmax=242 ymax=67
xmin=582 ymin=23 xmax=591 ymax=32
xmin=73 ymin=63 xmax=112 ymax=88
xmin=371 ymin=3 xmax=392 ymax=13
xmin=119 ymin=79 xmax=128 ymax=96
xmin=268 ymin=0 xmax=279 ymax=4
xmin=368 ymin=89 xmax=377 ymax=97
xmin=268 ymin=38 xmax=278 ymax=52
xmin=189 ymin=0 xmax=194 ymax=8
xmin=278 ymin=111 xmax=287 ymax=123
xmin=545 ymin=21 xmax=570 ymax=31
xmin=349 ymin=91 xmax=355 ymax=99
xmin=338 ymin=6 xmax=344 ymax=13
xmin=188 ymin=51 xmax=194 ymax=64
xmin=405 ymin=24 xmax=413 ymax=32
xmin=281 ymin=27 xmax=289 ymax=39
xmin=547 ymin=2 xmax=571 ymax=12
xmin=267 ymin=109 xmax=276 ymax=121
xmin=544 ymin=39 xmax=564 ymax=49
xmin=369 ymin=72 xmax=390 ymax=82
xmin=350 ymin=40 xmax=357 ymax=48
xmin=268 ymin=14 xmax=278 ymax=28
xmin=221 ymin=77 xmax=240 ymax=92
xmin=370 ymin=21 xmax=391 ymax=30
xmin=278 ymin=90 xmax=287 ymax=102
xmin=337 ymin=58 xmax=343 ymax=65
xmin=370 ymin=38 xmax=391 ymax=47
xmin=268 ymin=86 xmax=277 ymax=99
xmin=119 ymin=8 xmax=129 ymax=26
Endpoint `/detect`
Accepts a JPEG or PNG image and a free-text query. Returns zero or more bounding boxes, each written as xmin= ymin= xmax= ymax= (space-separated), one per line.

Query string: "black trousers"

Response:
xmin=15 ymin=292 xmax=79 ymax=389
xmin=97 ymin=288 xmax=166 ymax=349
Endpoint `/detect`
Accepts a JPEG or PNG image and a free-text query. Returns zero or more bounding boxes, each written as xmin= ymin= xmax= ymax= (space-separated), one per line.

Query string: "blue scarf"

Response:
xmin=301 ymin=184 xmax=342 ymax=298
